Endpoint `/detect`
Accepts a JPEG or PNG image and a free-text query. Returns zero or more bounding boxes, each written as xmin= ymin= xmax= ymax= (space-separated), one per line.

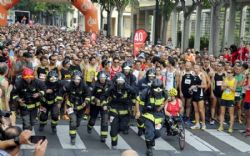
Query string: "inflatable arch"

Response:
xmin=0 ymin=0 xmax=99 ymax=32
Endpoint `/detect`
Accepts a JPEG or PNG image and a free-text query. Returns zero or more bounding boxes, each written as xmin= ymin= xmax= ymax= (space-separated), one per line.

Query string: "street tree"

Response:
xmin=160 ymin=0 xmax=179 ymax=44
xmin=208 ymin=0 xmax=229 ymax=56
xmin=113 ymin=0 xmax=131 ymax=37
xmin=180 ymin=0 xmax=201 ymax=52
xmin=92 ymin=0 xmax=115 ymax=37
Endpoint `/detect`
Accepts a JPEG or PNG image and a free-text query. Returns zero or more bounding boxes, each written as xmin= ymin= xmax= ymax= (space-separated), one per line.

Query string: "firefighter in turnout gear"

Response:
xmin=136 ymin=68 xmax=156 ymax=136
xmin=135 ymin=79 xmax=167 ymax=156
xmin=87 ymin=71 xmax=112 ymax=143
xmin=59 ymin=70 xmax=91 ymax=145
xmin=121 ymin=61 xmax=137 ymax=134
xmin=39 ymin=70 xmax=63 ymax=133
xmin=137 ymin=69 xmax=156 ymax=91
xmin=12 ymin=68 xmax=46 ymax=130
xmin=105 ymin=73 xmax=136 ymax=149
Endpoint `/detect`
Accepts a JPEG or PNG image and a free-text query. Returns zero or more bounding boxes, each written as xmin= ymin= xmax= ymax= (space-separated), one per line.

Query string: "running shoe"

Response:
xmin=217 ymin=126 xmax=224 ymax=132
xmin=228 ymin=128 xmax=233 ymax=133
xmin=201 ymin=124 xmax=206 ymax=130
xmin=191 ymin=124 xmax=200 ymax=130
xmin=210 ymin=120 xmax=215 ymax=125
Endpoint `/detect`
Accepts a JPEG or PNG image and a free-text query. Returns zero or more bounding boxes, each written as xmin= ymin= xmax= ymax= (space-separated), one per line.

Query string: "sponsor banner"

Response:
xmin=133 ymin=29 xmax=148 ymax=57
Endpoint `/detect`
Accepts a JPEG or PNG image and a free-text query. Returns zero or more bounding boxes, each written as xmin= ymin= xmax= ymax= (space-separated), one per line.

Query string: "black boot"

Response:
xmin=39 ymin=124 xmax=45 ymax=132
xmin=138 ymin=128 xmax=144 ymax=136
xmin=100 ymin=137 xmax=106 ymax=143
xmin=146 ymin=141 xmax=153 ymax=156
xmin=71 ymin=137 xmax=76 ymax=145
xmin=123 ymin=129 xmax=129 ymax=135
xmin=151 ymin=139 xmax=155 ymax=147
xmin=87 ymin=126 xmax=92 ymax=134
xmin=51 ymin=126 xmax=57 ymax=133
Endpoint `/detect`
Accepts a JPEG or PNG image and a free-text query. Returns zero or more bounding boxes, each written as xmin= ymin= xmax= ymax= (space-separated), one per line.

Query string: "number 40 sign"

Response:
xmin=133 ymin=29 xmax=148 ymax=57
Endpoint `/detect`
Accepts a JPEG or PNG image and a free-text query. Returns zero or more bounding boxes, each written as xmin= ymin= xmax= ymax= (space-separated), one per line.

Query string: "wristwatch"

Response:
xmin=14 ymin=136 xmax=20 ymax=145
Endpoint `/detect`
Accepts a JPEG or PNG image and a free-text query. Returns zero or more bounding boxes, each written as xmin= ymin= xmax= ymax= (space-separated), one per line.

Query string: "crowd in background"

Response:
xmin=0 ymin=23 xmax=249 ymax=155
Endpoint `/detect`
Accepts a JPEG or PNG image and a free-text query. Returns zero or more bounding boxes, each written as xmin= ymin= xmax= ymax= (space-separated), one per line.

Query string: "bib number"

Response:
xmin=185 ymin=79 xmax=191 ymax=85
xmin=39 ymin=73 xmax=46 ymax=79
xmin=235 ymin=92 xmax=240 ymax=97
xmin=155 ymin=124 xmax=162 ymax=130
xmin=67 ymin=108 xmax=74 ymax=115
xmin=216 ymin=81 xmax=222 ymax=86
xmin=110 ymin=116 xmax=115 ymax=123
xmin=193 ymin=87 xmax=198 ymax=92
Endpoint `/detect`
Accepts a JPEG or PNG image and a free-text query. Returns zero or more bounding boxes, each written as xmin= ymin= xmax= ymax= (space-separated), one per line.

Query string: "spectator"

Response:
xmin=121 ymin=149 xmax=139 ymax=156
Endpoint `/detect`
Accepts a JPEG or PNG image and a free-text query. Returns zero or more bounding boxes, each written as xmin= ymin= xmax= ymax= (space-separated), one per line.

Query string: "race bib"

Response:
xmin=184 ymin=79 xmax=191 ymax=85
xmin=155 ymin=124 xmax=162 ymax=130
xmin=67 ymin=108 xmax=74 ymax=115
xmin=110 ymin=116 xmax=115 ymax=123
xmin=216 ymin=81 xmax=222 ymax=86
xmin=39 ymin=73 xmax=46 ymax=79
xmin=235 ymin=92 xmax=240 ymax=97
xmin=193 ymin=87 xmax=198 ymax=92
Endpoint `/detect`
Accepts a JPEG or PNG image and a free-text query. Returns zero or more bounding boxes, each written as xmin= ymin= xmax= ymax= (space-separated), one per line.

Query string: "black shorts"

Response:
xmin=181 ymin=89 xmax=192 ymax=99
xmin=213 ymin=90 xmax=223 ymax=98
xmin=221 ymin=100 xmax=234 ymax=107
xmin=244 ymin=102 xmax=250 ymax=110
xmin=192 ymin=96 xmax=204 ymax=102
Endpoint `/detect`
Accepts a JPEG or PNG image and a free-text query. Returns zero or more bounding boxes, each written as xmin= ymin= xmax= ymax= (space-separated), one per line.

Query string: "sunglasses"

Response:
xmin=114 ymin=61 xmax=119 ymax=63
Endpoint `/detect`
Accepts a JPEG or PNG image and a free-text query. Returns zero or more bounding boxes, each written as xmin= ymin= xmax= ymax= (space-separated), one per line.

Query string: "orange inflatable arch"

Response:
xmin=0 ymin=0 xmax=99 ymax=32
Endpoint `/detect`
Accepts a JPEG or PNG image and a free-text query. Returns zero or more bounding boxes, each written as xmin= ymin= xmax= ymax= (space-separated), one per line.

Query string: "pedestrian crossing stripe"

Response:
xmin=130 ymin=127 xmax=177 ymax=152
xmin=57 ymin=125 xmax=86 ymax=150
xmin=93 ymin=126 xmax=132 ymax=150
xmin=185 ymin=130 xmax=220 ymax=152
xmin=15 ymin=125 xmax=250 ymax=153
xmin=205 ymin=129 xmax=250 ymax=153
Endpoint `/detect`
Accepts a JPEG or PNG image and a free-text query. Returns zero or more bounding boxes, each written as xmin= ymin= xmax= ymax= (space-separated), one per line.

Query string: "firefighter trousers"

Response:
xmin=88 ymin=105 xmax=109 ymax=138
xmin=39 ymin=103 xmax=59 ymax=127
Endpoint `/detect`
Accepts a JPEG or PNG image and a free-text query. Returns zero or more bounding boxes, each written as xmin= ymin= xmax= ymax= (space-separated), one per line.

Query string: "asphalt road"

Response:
xmin=15 ymin=119 xmax=250 ymax=156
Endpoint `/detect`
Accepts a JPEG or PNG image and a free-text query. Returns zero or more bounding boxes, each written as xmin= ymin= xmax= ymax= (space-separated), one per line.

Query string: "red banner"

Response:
xmin=72 ymin=0 xmax=99 ymax=33
xmin=0 ymin=6 xmax=7 ymax=26
xmin=133 ymin=29 xmax=148 ymax=57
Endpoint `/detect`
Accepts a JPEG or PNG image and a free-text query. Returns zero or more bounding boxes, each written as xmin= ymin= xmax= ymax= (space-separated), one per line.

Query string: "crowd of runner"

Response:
xmin=0 ymin=23 xmax=250 ymax=156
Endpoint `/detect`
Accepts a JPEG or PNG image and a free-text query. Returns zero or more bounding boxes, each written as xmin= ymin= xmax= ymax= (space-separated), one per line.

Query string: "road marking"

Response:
xmin=205 ymin=129 xmax=250 ymax=152
xmin=94 ymin=126 xmax=132 ymax=150
xmin=130 ymin=127 xmax=177 ymax=152
xmin=16 ymin=124 xmax=36 ymax=149
xmin=185 ymin=130 xmax=220 ymax=152
xmin=57 ymin=125 xmax=86 ymax=149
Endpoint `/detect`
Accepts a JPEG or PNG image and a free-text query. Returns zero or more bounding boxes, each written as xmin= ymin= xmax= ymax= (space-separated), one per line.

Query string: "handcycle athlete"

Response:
xmin=164 ymin=88 xmax=185 ymax=150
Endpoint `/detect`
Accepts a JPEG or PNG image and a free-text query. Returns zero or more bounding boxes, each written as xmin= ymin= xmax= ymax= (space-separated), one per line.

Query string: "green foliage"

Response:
xmin=114 ymin=0 xmax=130 ymax=11
xmin=14 ymin=1 xmax=74 ymax=15
xmin=189 ymin=35 xmax=194 ymax=48
xmin=160 ymin=0 xmax=179 ymax=21
xmin=202 ymin=0 xmax=212 ymax=9
xmin=188 ymin=35 xmax=209 ymax=50
xmin=92 ymin=0 xmax=115 ymax=12
xmin=200 ymin=36 xmax=209 ymax=50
